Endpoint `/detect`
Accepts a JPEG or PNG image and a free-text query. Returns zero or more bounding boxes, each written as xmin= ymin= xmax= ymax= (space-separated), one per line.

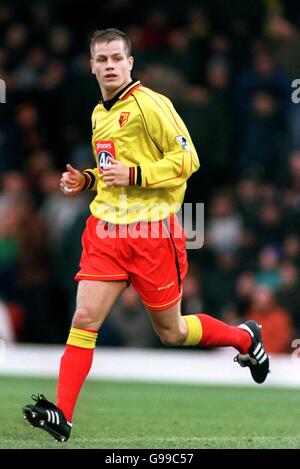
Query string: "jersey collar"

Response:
xmin=101 ymin=79 xmax=141 ymax=111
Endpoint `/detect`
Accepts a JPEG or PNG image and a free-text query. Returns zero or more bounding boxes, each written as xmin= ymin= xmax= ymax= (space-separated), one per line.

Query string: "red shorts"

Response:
xmin=75 ymin=214 xmax=188 ymax=311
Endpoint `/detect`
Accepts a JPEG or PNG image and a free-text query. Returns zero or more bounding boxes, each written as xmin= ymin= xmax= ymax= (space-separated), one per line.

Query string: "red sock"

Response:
xmin=56 ymin=344 xmax=94 ymax=422
xmin=196 ymin=313 xmax=251 ymax=354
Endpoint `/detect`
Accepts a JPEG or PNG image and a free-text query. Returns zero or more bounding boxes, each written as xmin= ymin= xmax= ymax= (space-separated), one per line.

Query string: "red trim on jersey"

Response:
xmin=121 ymin=83 xmax=142 ymax=101
xmin=129 ymin=166 xmax=135 ymax=185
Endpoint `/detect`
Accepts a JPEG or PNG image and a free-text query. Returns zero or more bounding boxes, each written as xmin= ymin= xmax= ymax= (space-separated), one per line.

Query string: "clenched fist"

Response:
xmin=60 ymin=164 xmax=85 ymax=196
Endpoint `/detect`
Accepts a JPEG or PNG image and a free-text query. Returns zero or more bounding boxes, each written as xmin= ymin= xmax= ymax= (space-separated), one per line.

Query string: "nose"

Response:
xmin=105 ymin=59 xmax=115 ymax=69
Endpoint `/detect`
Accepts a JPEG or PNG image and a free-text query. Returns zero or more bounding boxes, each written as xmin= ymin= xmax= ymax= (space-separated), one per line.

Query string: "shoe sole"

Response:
xmin=22 ymin=406 xmax=68 ymax=442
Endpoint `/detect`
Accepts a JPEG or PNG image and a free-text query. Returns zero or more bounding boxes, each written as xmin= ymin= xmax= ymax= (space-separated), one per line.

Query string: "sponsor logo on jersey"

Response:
xmin=95 ymin=140 xmax=116 ymax=173
xmin=119 ymin=112 xmax=130 ymax=128
xmin=175 ymin=135 xmax=189 ymax=150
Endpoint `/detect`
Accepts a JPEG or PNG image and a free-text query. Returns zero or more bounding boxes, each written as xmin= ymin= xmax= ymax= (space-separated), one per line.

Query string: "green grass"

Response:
xmin=1 ymin=375 xmax=300 ymax=449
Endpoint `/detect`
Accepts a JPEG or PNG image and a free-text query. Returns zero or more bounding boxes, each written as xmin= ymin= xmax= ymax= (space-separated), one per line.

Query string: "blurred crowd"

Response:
xmin=1 ymin=0 xmax=300 ymax=353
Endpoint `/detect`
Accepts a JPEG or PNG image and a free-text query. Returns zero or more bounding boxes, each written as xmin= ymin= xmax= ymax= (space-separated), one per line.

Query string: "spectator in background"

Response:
xmin=246 ymin=285 xmax=292 ymax=354
xmin=48 ymin=26 xmax=72 ymax=61
xmin=277 ymin=261 xmax=300 ymax=336
xmin=24 ymin=149 xmax=54 ymax=201
xmin=283 ymin=150 xmax=300 ymax=200
xmin=0 ymin=172 xmax=30 ymax=300
xmin=236 ymin=178 xmax=260 ymax=222
xmin=63 ymin=52 xmax=99 ymax=146
xmin=282 ymin=152 xmax=300 ymax=235
xmin=29 ymin=1 xmax=52 ymax=43
xmin=39 ymin=58 xmax=67 ymax=164
xmin=16 ymin=199 xmax=52 ymax=342
xmin=185 ymin=5 xmax=210 ymax=81
xmin=54 ymin=209 xmax=90 ymax=321
xmin=159 ymin=29 xmax=199 ymax=84
xmin=176 ymin=83 xmax=233 ymax=194
xmin=205 ymin=57 xmax=233 ymax=177
xmin=235 ymin=271 xmax=255 ymax=317
xmin=4 ymin=102 xmax=48 ymax=171
xmin=13 ymin=45 xmax=47 ymax=91
xmin=202 ymin=252 xmax=238 ymax=317
xmin=39 ymin=169 xmax=88 ymax=249
xmin=255 ymin=200 xmax=285 ymax=248
xmin=234 ymin=49 xmax=291 ymax=118
xmin=5 ymin=23 xmax=29 ymax=71
xmin=265 ymin=15 xmax=300 ymax=151
xmin=181 ymin=264 xmax=203 ymax=316
xmin=206 ymin=192 xmax=243 ymax=255
xmin=206 ymin=56 xmax=231 ymax=109
xmin=235 ymin=178 xmax=260 ymax=269
xmin=126 ymin=25 xmax=149 ymax=73
xmin=141 ymin=63 xmax=186 ymax=103
xmin=282 ymin=233 xmax=300 ymax=266
xmin=255 ymin=245 xmax=282 ymax=291
xmin=104 ymin=286 xmax=159 ymax=347
xmin=266 ymin=14 xmax=300 ymax=78
xmin=237 ymin=89 xmax=289 ymax=179
xmin=0 ymin=201 xmax=22 ymax=301
xmin=142 ymin=6 xmax=170 ymax=51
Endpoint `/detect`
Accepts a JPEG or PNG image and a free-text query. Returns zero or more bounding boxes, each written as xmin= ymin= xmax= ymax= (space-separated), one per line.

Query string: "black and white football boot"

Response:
xmin=234 ymin=320 xmax=270 ymax=384
xmin=22 ymin=394 xmax=72 ymax=442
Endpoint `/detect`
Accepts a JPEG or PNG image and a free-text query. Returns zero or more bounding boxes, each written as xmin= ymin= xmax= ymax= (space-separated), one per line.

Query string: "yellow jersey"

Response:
xmin=82 ymin=80 xmax=200 ymax=224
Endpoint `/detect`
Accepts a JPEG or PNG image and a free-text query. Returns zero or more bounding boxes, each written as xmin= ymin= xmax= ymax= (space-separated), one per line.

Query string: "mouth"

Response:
xmin=104 ymin=74 xmax=117 ymax=80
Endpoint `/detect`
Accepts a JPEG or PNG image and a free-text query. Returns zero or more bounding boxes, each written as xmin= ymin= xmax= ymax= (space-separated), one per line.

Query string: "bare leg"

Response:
xmin=72 ymin=279 xmax=127 ymax=330
xmin=146 ymin=301 xmax=188 ymax=346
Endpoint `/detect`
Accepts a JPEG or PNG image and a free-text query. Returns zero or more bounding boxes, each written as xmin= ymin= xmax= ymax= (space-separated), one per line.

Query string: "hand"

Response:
xmin=102 ymin=157 xmax=130 ymax=187
xmin=60 ymin=163 xmax=85 ymax=196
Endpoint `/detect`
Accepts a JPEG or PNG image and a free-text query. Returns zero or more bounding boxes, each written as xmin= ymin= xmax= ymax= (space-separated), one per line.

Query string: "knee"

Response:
xmin=72 ymin=307 xmax=95 ymax=329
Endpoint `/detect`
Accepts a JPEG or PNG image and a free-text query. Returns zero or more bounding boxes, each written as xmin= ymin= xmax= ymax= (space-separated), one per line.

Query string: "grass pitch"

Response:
xmin=1 ymin=375 xmax=300 ymax=449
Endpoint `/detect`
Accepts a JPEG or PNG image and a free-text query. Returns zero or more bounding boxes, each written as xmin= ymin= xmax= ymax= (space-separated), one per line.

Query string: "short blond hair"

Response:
xmin=90 ymin=28 xmax=131 ymax=57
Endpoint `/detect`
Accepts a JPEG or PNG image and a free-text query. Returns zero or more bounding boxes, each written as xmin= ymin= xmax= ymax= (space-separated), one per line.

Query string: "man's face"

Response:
xmin=90 ymin=39 xmax=133 ymax=97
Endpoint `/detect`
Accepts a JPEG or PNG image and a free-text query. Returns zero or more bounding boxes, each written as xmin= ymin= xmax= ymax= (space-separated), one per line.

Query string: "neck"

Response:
xmin=101 ymin=78 xmax=132 ymax=101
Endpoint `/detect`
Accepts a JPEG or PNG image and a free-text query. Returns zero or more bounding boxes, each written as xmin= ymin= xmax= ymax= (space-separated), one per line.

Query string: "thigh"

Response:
xmin=74 ymin=280 xmax=127 ymax=329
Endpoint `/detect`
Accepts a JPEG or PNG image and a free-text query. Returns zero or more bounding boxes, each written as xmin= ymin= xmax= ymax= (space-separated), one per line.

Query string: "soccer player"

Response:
xmin=22 ymin=28 xmax=270 ymax=442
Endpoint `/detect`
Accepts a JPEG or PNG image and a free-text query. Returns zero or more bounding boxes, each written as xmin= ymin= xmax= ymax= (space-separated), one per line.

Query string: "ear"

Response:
xmin=128 ymin=56 xmax=134 ymax=71
xmin=90 ymin=59 xmax=95 ymax=74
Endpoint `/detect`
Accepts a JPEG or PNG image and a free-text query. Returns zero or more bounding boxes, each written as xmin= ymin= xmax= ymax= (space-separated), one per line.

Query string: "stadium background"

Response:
xmin=0 ymin=0 xmax=300 ymax=356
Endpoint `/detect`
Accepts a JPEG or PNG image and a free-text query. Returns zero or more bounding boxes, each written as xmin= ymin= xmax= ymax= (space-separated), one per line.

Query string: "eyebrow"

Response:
xmin=94 ymin=53 xmax=124 ymax=58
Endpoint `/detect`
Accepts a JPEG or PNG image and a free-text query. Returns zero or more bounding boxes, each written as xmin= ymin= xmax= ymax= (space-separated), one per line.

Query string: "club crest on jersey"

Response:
xmin=119 ymin=112 xmax=130 ymax=128
xmin=95 ymin=140 xmax=116 ymax=173
xmin=175 ymin=135 xmax=189 ymax=150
